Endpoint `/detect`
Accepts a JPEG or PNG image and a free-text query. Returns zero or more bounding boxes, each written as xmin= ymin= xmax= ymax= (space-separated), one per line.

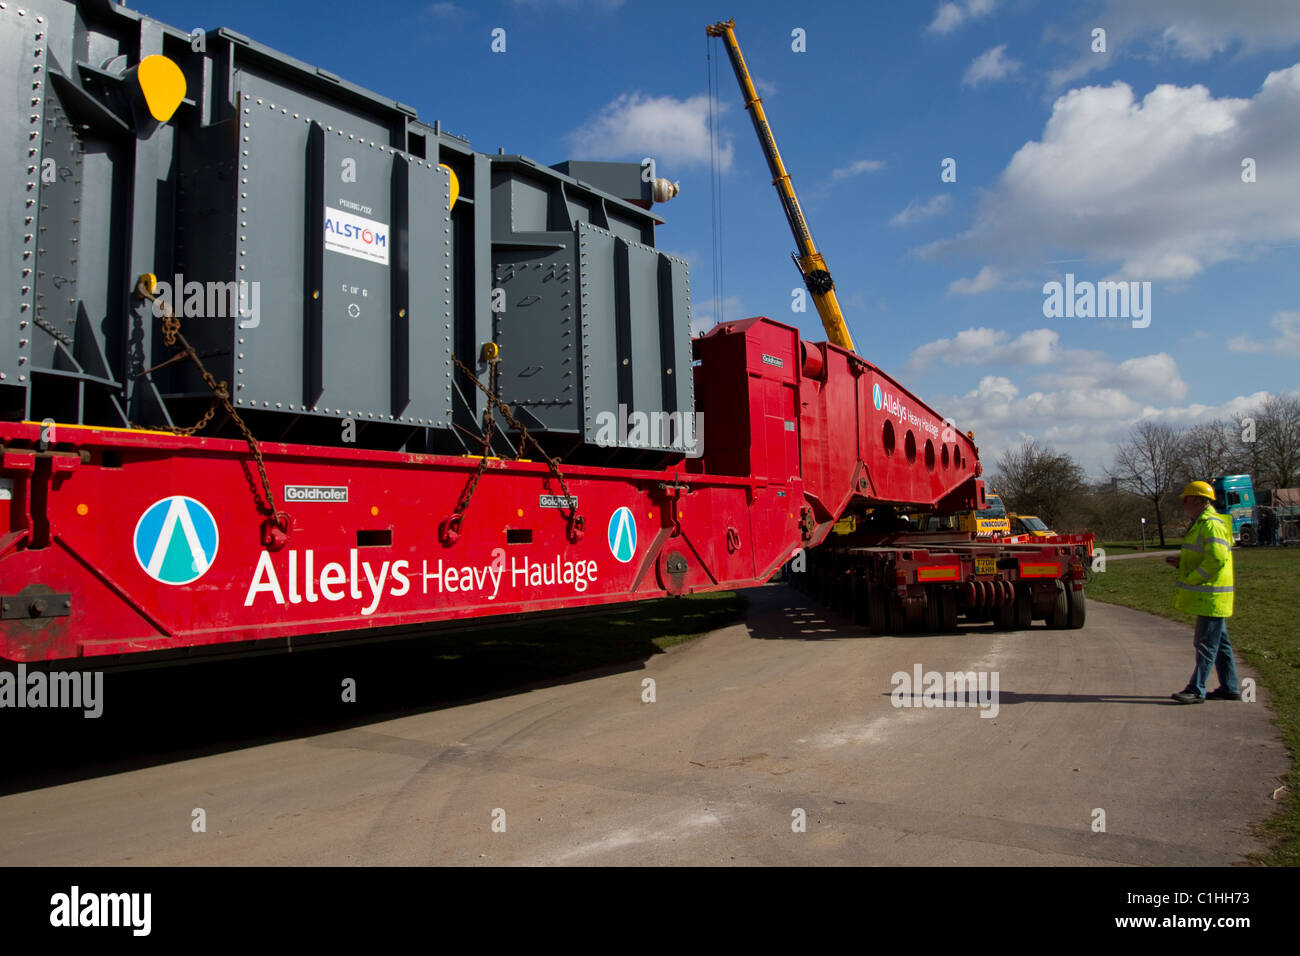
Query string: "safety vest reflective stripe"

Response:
xmin=1176 ymin=582 xmax=1234 ymax=593
xmin=1184 ymin=543 xmax=1204 ymax=554
xmin=1195 ymin=565 xmax=1213 ymax=580
xmin=1200 ymin=536 xmax=1232 ymax=547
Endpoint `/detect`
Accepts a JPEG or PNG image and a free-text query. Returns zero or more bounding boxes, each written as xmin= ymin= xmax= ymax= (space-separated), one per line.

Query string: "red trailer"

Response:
xmin=0 ymin=314 xmax=1092 ymax=663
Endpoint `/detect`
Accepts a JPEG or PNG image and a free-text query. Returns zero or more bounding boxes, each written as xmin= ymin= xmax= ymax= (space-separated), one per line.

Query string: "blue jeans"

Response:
xmin=1185 ymin=616 xmax=1238 ymax=697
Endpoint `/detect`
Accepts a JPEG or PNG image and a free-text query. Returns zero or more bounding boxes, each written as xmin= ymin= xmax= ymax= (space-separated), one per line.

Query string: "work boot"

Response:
xmin=1206 ymin=687 xmax=1242 ymax=700
xmin=1170 ymin=691 xmax=1204 ymax=704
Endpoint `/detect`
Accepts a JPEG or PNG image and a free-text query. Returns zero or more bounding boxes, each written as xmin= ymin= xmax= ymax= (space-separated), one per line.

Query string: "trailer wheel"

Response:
xmin=995 ymin=594 xmax=1016 ymax=630
xmin=1067 ymin=584 xmax=1086 ymax=629
xmin=939 ymin=588 xmax=958 ymax=631
xmin=887 ymin=593 xmax=906 ymax=634
xmin=1239 ymin=525 xmax=1256 ymax=547
xmin=853 ymin=578 xmax=872 ymax=627
xmin=1014 ymin=588 xmax=1033 ymax=629
xmin=835 ymin=573 xmax=854 ymax=616
xmin=834 ymin=572 xmax=852 ymax=618
xmin=1047 ymin=582 xmax=1069 ymax=629
xmin=923 ymin=590 xmax=941 ymax=632
xmin=868 ymin=585 xmax=890 ymax=634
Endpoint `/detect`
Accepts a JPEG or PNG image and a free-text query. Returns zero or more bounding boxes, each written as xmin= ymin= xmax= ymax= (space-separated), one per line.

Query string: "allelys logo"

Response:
xmin=872 ymin=383 xmax=883 ymax=410
xmin=608 ymin=507 xmax=637 ymax=563
xmin=133 ymin=496 xmax=219 ymax=585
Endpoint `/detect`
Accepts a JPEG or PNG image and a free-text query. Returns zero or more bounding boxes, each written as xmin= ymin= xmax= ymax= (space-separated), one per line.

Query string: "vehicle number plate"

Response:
xmin=975 ymin=558 xmax=996 ymax=576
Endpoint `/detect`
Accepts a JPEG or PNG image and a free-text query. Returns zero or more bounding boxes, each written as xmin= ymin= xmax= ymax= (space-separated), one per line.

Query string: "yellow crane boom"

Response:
xmin=706 ymin=19 xmax=856 ymax=353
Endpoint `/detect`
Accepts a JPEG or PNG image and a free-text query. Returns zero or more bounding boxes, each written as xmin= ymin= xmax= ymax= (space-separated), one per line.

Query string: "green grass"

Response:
xmin=1096 ymin=540 xmax=1180 ymax=555
xmin=1088 ymin=548 xmax=1300 ymax=864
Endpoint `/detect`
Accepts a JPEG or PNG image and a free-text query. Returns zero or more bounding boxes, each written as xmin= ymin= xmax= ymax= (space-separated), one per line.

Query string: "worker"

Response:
xmin=1166 ymin=481 xmax=1239 ymax=703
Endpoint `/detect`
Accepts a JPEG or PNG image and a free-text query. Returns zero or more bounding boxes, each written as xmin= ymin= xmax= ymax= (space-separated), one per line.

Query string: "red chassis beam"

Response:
xmin=0 ymin=420 xmax=808 ymax=662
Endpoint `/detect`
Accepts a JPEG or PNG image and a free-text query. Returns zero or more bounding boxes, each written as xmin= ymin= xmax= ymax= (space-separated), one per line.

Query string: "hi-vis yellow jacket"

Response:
xmin=1174 ymin=506 xmax=1234 ymax=617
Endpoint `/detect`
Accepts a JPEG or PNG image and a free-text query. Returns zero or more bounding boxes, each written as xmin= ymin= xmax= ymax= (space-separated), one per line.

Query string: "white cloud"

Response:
xmin=927 ymin=0 xmax=998 ymax=35
xmin=921 ymin=66 xmax=1300 ymax=281
xmin=948 ymin=266 xmax=1003 ymax=294
xmin=906 ymin=326 xmax=1189 ymax=406
xmin=907 ymin=326 xmax=1059 ymax=372
xmin=890 ymin=194 xmax=952 ymax=226
xmin=929 ymin=374 xmax=1278 ymax=476
xmin=567 ymin=93 xmax=731 ymax=169
xmin=1050 ymin=0 xmax=1300 ymax=87
xmin=1228 ymin=310 xmax=1300 ymax=356
xmin=830 ymin=159 xmax=886 ymax=182
xmin=1107 ymin=353 xmax=1189 ymax=403
xmin=427 ymin=2 xmax=464 ymax=18
xmin=963 ymin=45 xmax=1021 ymax=87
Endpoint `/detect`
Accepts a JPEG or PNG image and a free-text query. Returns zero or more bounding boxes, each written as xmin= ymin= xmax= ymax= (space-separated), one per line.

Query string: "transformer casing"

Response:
xmin=0 ymin=0 xmax=693 ymax=460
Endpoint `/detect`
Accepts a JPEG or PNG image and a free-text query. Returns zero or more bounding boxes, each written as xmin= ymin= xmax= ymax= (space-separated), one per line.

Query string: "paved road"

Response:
xmin=0 ymin=586 xmax=1287 ymax=865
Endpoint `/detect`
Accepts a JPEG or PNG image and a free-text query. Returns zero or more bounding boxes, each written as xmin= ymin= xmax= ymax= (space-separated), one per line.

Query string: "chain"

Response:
xmin=135 ymin=277 xmax=277 ymax=518
xmin=451 ymin=354 xmax=581 ymax=529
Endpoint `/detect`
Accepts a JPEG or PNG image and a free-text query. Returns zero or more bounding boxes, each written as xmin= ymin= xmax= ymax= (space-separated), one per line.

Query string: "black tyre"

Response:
xmin=1014 ymin=588 xmax=1033 ymax=629
xmin=1047 ymin=582 xmax=1069 ymax=629
xmin=923 ymin=590 xmax=941 ymax=631
xmin=869 ymin=585 xmax=891 ymax=635
xmin=995 ymin=594 xmax=1016 ymax=629
xmin=836 ymin=573 xmax=853 ymax=618
xmin=887 ymin=592 xmax=906 ymax=633
xmin=1068 ymin=583 xmax=1086 ymax=629
xmin=835 ymin=573 xmax=853 ymax=616
xmin=940 ymin=588 xmax=958 ymax=631
xmin=853 ymin=578 xmax=871 ymax=627
xmin=1240 ymin=525 xmax=1256 ymax=547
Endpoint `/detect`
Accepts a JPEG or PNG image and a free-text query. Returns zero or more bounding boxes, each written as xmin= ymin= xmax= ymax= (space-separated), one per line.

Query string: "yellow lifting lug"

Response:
xmin=480 ymin=342 xmax=500 ymax=362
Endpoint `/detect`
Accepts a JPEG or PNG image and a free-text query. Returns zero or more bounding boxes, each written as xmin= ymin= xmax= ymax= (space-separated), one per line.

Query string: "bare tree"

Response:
xmin=1108 ymin=421 xmax=1185 ymax=546
xmin=1178 ymin=419 xmax=1249 ymax=485
xmin=1251 ymin=394 xmax=1300 ymax=490
xmin=993 ymin=440 xmax=1086 ymax=527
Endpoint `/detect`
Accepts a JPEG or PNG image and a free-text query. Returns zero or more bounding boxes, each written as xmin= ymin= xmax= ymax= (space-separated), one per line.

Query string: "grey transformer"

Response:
xmin=1 ymin=0 xmax=693 ymax=466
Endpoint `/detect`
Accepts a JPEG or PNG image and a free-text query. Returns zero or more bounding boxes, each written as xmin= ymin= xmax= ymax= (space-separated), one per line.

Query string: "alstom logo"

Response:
xmin=133 ymin=496 xmax=219 ymax=585
xmin=608 ymin=507 xmax=637 ymax=563
xmin=324 ymin=207 xmax=391 ymax=265
xmin=325 ymin=218 xmax=385 ymax=247
xmin=872 ymin=383 xmax=883 ymax=410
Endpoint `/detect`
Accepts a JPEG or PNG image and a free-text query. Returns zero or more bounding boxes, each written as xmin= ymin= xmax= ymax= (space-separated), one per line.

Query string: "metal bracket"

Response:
xmin=2 ymin=592 xmax=71 ymax=620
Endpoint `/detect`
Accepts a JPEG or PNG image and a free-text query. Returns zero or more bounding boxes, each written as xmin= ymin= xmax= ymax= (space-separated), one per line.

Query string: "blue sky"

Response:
xmin=136 ymin=0 xmax=1300 ymax=475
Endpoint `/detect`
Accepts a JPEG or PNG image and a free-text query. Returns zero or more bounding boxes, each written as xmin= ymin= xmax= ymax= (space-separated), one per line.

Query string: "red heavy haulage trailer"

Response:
xmin=0 ymin=319 xmax=1089 ymax=662
xmin=0 ymin=5 xmax=1090 ymax=663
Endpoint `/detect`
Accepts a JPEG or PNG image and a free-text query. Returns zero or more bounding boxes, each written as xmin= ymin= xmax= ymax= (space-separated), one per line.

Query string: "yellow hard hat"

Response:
xmin=1181 ymin=481 xmax=1215 ymax=500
